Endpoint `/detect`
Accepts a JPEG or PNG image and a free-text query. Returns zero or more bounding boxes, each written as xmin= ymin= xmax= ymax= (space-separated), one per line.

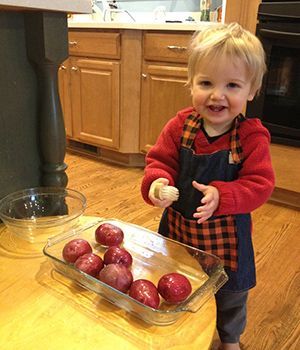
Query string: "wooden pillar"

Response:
xmin=224 ymin=0 xmax=261 ymax=34
xmin=24 ymin=12 xmax=69 ymax=187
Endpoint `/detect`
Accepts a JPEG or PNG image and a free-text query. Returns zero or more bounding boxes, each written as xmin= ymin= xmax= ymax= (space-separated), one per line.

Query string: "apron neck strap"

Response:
xmin=230 ymin=114 xmax=245 ymax=164
xmin=181 ymin=112 xmax=246 ymax=164
xmin=180 ymin=111 xmax=201 ymax=148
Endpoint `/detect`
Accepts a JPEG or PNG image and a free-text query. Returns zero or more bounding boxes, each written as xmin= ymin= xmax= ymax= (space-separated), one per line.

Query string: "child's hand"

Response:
xmin=192 ymin=181 xmax=220 ymax=224
xmin=149 ymin=178 xmax=174 ymax=208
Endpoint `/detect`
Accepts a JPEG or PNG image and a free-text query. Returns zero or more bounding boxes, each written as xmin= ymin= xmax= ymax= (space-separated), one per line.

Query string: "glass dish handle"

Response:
xmin=44 ymin=217 xmax=103 ymax=246
xmin=182 ymin=291 xmax=212 ymax=313
xmin=182 ymin=270 xmax=228 ymax=313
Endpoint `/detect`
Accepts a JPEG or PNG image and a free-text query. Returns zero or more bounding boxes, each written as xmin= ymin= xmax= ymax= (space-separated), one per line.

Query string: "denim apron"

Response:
xmin=158 ymin=112 xmax=256 ymax=291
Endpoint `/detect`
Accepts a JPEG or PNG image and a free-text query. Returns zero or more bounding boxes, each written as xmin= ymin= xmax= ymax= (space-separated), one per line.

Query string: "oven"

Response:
xmin=246 ymin=0 xmax=300 ymax=147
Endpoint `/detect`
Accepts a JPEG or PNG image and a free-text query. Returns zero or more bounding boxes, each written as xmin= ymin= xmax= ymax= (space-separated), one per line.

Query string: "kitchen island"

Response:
xmin=0 ymin=0 xmax=90 ymax=201
xmin=0 ymin=217 xmax=217 ymax=350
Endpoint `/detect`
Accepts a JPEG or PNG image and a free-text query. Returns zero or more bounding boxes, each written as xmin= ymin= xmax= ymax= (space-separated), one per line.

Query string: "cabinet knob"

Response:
xmin=167 ymin=45 xmax=187 ymax=52
xmin=142 ymin=73 xmax=147 ymax=79
xmin=69 ymin=40 xmax=78 ymax=46
xmin=71 ymin=66 xmax=78 ymax=71
xmin=59 ymin=65 xmax=67 ymax=70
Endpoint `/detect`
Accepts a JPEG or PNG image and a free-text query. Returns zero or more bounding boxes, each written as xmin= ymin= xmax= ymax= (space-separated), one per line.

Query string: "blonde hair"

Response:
xmin=187 ymin=23 xmax=266 ymax=95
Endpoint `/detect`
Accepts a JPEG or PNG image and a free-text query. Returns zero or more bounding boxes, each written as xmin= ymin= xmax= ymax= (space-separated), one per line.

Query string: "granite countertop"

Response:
xmin=0 ymin=0 xmax=91 ymax=13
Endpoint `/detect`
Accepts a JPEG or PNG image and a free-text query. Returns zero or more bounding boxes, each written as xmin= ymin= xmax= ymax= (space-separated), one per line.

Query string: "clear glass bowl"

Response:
xmin=43 ymin=218 xmax=228 ymax=326
xmin=0 ymin=187 xmax=86 ymax=243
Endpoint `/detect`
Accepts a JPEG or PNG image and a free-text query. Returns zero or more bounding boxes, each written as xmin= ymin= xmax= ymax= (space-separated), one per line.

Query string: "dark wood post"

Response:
xmin=24 ymin=12 xmax=69 ymax=187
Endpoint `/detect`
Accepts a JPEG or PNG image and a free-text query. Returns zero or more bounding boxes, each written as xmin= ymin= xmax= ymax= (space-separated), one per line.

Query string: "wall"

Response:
xmin=112 ymin=0 xmax=222 ymax=12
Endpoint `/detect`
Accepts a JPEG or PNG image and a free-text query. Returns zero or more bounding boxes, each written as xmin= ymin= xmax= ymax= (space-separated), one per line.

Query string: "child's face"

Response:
xmin=191 ymin=55 xmax=255 ymax=132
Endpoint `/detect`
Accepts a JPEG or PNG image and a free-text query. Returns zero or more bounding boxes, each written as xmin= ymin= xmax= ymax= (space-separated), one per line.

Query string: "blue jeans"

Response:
xmin=215 ymin=290 xmax=249 ymax=343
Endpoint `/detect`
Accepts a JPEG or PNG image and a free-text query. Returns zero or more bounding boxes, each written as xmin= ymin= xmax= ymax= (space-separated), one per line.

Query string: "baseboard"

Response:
xmin=269 ymin=187 xmax=300 ymax=210
xmin=66 ymin=140 xmax=145 ymax=167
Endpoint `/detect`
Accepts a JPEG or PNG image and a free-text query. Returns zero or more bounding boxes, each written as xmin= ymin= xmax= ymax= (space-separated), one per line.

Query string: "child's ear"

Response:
xmin=247 ymin=90 xmax=256 ymax=101
xmin=190 ymin=85 xmax=195 ymax=97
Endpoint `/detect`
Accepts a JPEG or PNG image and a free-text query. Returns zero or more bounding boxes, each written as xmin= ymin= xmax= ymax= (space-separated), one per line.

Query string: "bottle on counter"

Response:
xmin=200 ymin=0 xmax=211 ymax=21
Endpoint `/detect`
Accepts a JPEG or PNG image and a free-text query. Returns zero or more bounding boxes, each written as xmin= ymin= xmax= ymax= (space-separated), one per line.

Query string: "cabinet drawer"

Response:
xmin=68 ymin=31 xmax=121 ymax=59
xmin=143 ymin=32 xmax=192 ymax=63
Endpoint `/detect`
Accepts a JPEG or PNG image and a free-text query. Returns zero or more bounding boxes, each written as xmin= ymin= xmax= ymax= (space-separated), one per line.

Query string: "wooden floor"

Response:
xmin=65 ymin=151 xmax=300 ymax=350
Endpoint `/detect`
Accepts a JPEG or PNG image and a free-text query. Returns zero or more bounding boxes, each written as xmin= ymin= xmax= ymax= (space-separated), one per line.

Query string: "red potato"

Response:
xmin=98 ymin=263 xmax=133 ymax=293
xmin=62 ymin=238 xmax=93 ymax=263
xmin=103 ymin=246 xmax=133 ymax=267
xmin=95 ymin=223 xmax=124 ymax=247
xmin=157 ymin=272 xmax=192 ymax=304
xmin=129 ymin=279 xmax=160 ymax=309
xmin=74 ymin=253 xmax=104 ymax=277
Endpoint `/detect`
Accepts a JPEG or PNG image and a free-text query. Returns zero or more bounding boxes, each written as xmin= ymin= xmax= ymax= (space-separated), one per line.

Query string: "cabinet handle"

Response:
xmin=167 ymin=45 xmax=187 ymax=51
xmin=69 ymin=40 xmax=78 ymax=46
xmin=71 ymin=66 xmax=78 ymax=71
xmin=59 ymin=65 xmax=67 ymax=70
xmin=142 ymin=73 xmax=147 ymax=79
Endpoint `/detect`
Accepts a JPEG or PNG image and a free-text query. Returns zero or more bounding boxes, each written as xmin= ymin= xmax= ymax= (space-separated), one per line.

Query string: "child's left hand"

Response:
xmin=192 ymin=181 xmax=220 ymax=224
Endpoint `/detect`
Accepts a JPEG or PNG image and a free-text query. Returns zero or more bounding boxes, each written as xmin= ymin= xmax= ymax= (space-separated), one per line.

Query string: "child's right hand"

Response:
xmin=148 ymin=178 xmax=174 ymax=208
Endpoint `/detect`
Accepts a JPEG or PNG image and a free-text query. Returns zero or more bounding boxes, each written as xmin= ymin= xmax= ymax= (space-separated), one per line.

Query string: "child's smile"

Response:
xmin=208 ymin=104 xmax=227 ymax=113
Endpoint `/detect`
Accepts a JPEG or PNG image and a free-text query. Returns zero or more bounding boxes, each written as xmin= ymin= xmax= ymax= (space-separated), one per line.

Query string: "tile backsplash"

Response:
xmin=115 ymin=0 xmax=222 ymax=12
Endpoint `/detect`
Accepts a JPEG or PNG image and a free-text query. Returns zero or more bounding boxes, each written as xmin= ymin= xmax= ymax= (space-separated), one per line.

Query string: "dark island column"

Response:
xmin=24 ymin=12 xmax=69 ymax=188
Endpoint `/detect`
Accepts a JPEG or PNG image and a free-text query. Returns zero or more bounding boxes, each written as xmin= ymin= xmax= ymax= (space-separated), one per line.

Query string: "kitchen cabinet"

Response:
xmin=140 ymin=32 xmax=192 ymax=153
xmin=59 ymin=29 xmax=194 ymax=160
xmin=70 ymin=56 xmax=120 ymax=149
xmin=60 ymin=29 xmax=143 ymax=165
xmin=61 ymin=31 xmax=121 ymax=149
xmin=59 ymin=30 xmax=194 ymax=158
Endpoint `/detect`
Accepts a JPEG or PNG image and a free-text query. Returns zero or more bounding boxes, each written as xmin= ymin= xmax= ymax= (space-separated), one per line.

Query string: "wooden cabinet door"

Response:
xmin=58 ymin=59 xmax=73 ymax=138
xmin=140 ymin=64 xmax=191 ymax=153
xmin=70 ymin=57 xmax=120 ymax=149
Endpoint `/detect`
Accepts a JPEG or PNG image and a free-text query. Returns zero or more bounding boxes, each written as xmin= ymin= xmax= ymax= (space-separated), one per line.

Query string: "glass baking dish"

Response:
xmin=43 ymin=218 xmax=228 ymax=326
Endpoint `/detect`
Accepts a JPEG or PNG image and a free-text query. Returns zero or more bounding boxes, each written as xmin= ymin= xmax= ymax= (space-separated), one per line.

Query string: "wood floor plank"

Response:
xmin=246 ymin=205 xmax=300 ymax=350
xmin=65 ymin=152 xmax=300 ymax=350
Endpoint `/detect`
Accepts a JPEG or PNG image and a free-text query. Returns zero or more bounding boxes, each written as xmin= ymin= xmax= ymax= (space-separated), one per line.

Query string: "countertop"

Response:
xmin=0 ymin=0 xmax=91 ymax=13
xmin=68 ymin=12 xmax=215 ymax=31
xmin=68 ymin=20 xmax=213 ymax=31
xmin=0 ymin=216 xmax=217 ymax=350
